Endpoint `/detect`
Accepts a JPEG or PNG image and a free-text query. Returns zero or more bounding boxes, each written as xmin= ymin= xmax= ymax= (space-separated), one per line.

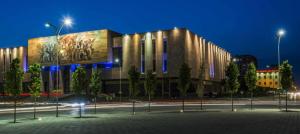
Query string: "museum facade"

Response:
xmin=0 ymin=28 xmax=231 ymax=97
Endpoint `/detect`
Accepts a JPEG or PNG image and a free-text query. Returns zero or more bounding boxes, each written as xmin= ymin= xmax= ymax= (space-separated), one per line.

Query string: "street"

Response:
xmin=0 ymin=100 xmax=300 ymax=134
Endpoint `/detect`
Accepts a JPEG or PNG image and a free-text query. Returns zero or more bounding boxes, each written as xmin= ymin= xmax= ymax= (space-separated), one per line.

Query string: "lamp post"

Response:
xmin=115 ymin=58 xmax=122 ymax=101
xmin=276 ymin=29 xmax=285 ymax=110
xmin=45 ymin=17 xmax=73 ymax=117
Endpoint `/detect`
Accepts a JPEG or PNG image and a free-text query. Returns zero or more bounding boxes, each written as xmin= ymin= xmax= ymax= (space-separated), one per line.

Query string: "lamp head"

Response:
xmin=63 ymin=17 xmax=73 ymax=27
xmin=115 ymin=58 xmax=119 ymax=63
xmin=277 ymin=29 xmax=285 ymax=37
xmin=45 ymin=23 xmax=51 ymax=28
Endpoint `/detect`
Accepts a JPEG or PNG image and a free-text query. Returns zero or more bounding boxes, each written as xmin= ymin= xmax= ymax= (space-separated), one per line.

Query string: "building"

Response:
xmin=233 ymin=55 xmax=257 ymax=92
xmin=0 ymin=28 xmax=231 ymax=97
xmin=233 ymin=55 xmax=257 ymax=76
xmin=0 ymin=47 xmax=29 ymax=94
xmin=256 ymin=67 xmax=279 ymax=89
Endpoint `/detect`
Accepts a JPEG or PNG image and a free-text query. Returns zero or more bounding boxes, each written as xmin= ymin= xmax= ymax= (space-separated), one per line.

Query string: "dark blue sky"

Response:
xmin=0 ymin=0 xmax=299 ymax=86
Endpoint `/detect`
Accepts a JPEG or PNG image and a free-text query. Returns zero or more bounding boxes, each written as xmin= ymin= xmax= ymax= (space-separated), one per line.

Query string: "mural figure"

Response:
xmin=38 ymin=34 xmax=96 ymax=64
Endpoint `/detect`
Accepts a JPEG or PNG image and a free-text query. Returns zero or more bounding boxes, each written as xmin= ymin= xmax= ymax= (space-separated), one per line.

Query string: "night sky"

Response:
xmin=0 ymin=0 xmax=299 ymax=86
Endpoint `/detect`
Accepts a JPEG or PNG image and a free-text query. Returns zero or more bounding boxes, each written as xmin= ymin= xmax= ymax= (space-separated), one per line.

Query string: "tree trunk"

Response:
xmin=200 ymin=96 xmax=203 ymax=110
xmin=278 ymin=91 xmax=281 ymax=110
xmin=132 ymin=100 xmax=135 ymax=115
xmin=250 ymin=91 xmax=253 ymax=110
xmin=79 ymin=96 xmax=82 ymax=118
xmin=285 ymin=90 xmax=288 ymax=112
xmin=94 ymin=97 xmax=97 ymax=114
xmin=34 ymin=97 xmax=37 ymax=119
xmin=231 ymin=92 xmax=234 ymax=111
xmin=182 ymin=97 xmax=185 ymax=112
xmin=14 ymin=97 xmax=17 ymax=123
xmin=79 ymin=104 xmax=82 ymax=118
xmin=56 ymin=96 xmax=59 ymax=117
xmin=162 ymin=78 xmax=164 ymax=98
xmin=148 ymin=94 xmax=151 ymax=112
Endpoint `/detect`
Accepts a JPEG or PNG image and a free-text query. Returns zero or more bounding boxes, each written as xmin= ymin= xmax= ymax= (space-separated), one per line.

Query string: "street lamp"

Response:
xmin=115 ymin=58 xmax=122 ymax=101
xmin=276 ymin=28 xmax=285 ymax=109
xmin=45 ymin=16 xmax=73 ymax=117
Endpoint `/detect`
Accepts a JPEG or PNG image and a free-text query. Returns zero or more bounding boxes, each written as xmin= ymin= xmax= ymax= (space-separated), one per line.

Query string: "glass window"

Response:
xmin=141 ymin=40 xmax=145 ymax=73
xmin=3 ymin=53 xmax=6 ymax=72
xmin=163 ymin=39 xmax=167 ymax=53
xmin=163 ymin=38 xmax=168 ymax=73
xmin=152 ymin=39 xmax=156 ymax=72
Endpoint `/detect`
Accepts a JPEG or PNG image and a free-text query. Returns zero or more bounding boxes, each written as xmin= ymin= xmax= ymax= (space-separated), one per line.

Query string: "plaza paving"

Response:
xmin=0 ymin=104 xmax=300 ymax=134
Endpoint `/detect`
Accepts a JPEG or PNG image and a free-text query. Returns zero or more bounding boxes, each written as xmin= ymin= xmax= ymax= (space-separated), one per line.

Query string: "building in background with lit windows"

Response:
xmin=256 ymin=67 xmax=279 ymax=89
xmin=0 ymin=28 xmax=231 ymax=97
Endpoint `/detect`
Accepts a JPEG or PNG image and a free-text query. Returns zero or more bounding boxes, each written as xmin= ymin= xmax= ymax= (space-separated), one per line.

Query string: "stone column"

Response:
xmin=69 ymin=69 xmax=73 ymax=93
xmin=59 ymin=69 xmax=64 ymax=93
xmin=49 ymin=71 xmax=54 ymax=92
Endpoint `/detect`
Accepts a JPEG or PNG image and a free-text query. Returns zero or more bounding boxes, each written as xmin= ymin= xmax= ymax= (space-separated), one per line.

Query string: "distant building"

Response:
xmin=233 ymin=55 xmax=257 ymax=92
xmin=233 ymin=55 xmax=257 ymax=76
xmin=256 ymin=67 xmax=279 ymax=89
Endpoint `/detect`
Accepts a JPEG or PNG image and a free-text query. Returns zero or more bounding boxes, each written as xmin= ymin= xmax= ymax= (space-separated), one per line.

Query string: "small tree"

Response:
xmin=28 ymin=63 xmax=42 ymax=119
xmin=196 ymin=63 xmax=205 ymax=110
xmin=245 ymin=63 xmax=257 ymax=110
xmin=225 ymin=61 xmax=240 ymax=111
xmin=178 ymin=63 xmax=191 ymax=112
xmin=144 ymin=70 xmax=156 ymax=112
xmin=280 ymin=60 xmax=293 ymax=112
xmin=72 ymin=66 xmax=87 ymax=118
xmin=89 ymin=69 xmax=102 ymax=114
xmin=4 ymin=58 xmax=24 ymax=123
xmin=128 ymin=66 xmax=140 ymax=115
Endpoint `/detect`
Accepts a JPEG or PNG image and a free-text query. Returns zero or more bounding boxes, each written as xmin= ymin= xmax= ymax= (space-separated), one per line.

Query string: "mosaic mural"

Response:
xmin=28 ymin=30 xmax=109 ymax=66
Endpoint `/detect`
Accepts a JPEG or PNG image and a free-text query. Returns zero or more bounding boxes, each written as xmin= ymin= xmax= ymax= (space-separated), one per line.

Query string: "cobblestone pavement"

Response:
xmin=0 ymin=108 xmax=300 ymax=134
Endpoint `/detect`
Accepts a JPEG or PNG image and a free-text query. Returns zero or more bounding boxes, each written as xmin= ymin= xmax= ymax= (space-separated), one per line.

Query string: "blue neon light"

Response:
xmin=70 ymin=64 xmax=80 ymax=72
xmin=41 ymin=61 xmax=115 ymax=72
xmin=49 ymin=66 xmax=60 ymax=72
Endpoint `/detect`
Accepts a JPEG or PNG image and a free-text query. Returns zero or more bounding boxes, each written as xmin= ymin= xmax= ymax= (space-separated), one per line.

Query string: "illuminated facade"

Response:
xmin=256 ymin=68 xmax=279 ymax=89
xmin=0 ymin=46 xmax=28 ymax=93
xmin=0 ymin=28 xmax=231 ymax=96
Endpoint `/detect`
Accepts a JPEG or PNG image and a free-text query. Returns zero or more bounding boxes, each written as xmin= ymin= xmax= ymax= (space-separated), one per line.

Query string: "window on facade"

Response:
xmin=9 ymin=51 xmax=12 ymax=63
xmin=162 ymin=38 xmax=168 ymax=73
xmin=259 ymin=82 xmax=261 ymax=85
xmin=163 ymin=39 xmax=167 ymax=53
xmin=270 ymin=82 xmax=272 ymax=85
xmin=3 ymin=53 xmax=6 ymax=71
xmin=264 ymin=82 xmax=266 ymax=85
xmin=275 ymin=82 xmax=278 ymax=85
xmin=141 ymin=40 xmax=145 ymax=73
xmin=152 ymin=39 xmax=156 ymax=72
